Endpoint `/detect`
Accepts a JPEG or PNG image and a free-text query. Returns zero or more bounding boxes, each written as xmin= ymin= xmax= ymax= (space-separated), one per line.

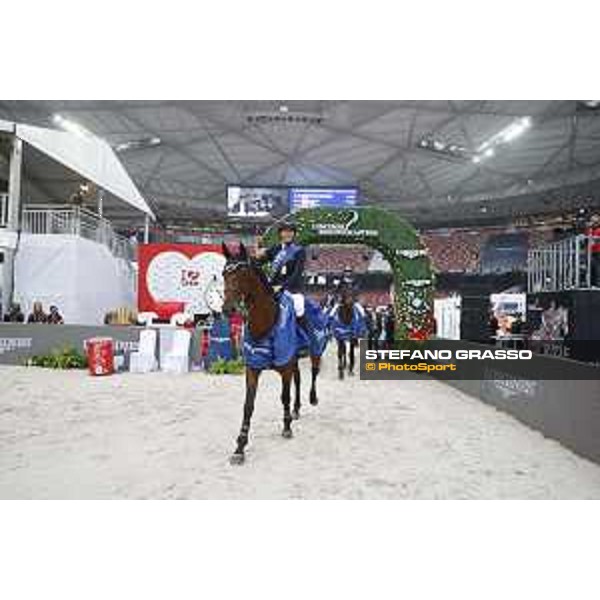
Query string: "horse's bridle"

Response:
xmin=223 ymin=260 xmax=254 ymax=315
xmin=223 ymin=260 xmax=247 ymax=275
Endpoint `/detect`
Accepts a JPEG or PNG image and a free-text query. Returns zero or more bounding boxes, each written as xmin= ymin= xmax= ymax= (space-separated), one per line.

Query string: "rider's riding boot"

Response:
xmin=297 ymin=314 xmax=310 ymax=334
xmin=297 ymin=314 xmax=324 ymax=351
xmin=297 ymin=315 xmax=312 ymax=342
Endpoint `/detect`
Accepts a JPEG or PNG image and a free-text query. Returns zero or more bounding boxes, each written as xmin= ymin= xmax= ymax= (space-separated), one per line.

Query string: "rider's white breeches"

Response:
xmin=291 ymin=293 xmax=305 ymax=317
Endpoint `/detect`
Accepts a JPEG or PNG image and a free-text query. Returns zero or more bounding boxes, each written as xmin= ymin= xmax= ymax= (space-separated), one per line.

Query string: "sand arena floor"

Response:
xmin=2 ymin=355 xmax=600 ymax=499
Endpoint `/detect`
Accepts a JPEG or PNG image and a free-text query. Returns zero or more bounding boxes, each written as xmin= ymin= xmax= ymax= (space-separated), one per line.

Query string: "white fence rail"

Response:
xmin=528 ymin=234 xmax=600 ymax=292
xmin=21 ymin=205 xmax=135 ymax=261
xmin=0 ymin=193 xmax=7 ymax=227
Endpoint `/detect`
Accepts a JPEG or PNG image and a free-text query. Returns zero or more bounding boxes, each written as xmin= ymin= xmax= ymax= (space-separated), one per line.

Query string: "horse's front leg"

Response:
xmin=292 ymin=363 xmax=301 ymax=420
xmin=309 ymin=355 xmax=320 ymax=405
xmin=279 ymin=364 xmax=294 ymax=438
xmin=337 ymin=340 xmax=345 ymax=380
xmin=230 ymin=368 xmax=261 ymax=465
xmin=348 ymin=339 xmax=356 ymax=375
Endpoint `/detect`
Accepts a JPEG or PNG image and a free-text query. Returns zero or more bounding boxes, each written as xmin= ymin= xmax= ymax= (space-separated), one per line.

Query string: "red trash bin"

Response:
xmin=85 ymin=337 xmax=115 ymax=376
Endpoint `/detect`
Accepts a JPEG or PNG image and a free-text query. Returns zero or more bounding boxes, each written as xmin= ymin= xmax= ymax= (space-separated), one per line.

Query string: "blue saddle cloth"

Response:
xmin=296 ymin=296 xmax=329 ymax=357
xmin=330 ymin=305 xmax=367 ymax=341
xmin=243 ymin=292 xmax=328 ymax=370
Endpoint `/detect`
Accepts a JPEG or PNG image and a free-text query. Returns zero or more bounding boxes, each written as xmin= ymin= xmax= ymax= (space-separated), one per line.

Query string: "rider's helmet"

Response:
xmin=278 ymin=222 xmax=297 ymax=233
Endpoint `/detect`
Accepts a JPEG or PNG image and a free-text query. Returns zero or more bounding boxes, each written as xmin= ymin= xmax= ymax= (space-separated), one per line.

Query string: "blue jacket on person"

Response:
xmin=260 ymin=242 xmax=306 ymax=293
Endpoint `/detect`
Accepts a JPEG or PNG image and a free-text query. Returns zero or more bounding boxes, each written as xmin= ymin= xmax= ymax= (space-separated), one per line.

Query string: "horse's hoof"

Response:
xmin=309 ymin=393 xmax=319 ymax=406
xmin=348 ymin=370 xmax=354 ymax=376
xmin=230 ymin=453 xmax=245 ymax=465
xmin=282 ymin=429 xmax=293 ymax=439
xmin=338 ymin=372 xmax=344 ymax=380
xmin=292 ymin=409 xmax=300 ymax=420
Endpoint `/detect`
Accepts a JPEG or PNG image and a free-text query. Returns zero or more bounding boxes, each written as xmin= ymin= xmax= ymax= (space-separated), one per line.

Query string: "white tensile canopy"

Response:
xmin=3 ymin=120 xmax=154 ymax=219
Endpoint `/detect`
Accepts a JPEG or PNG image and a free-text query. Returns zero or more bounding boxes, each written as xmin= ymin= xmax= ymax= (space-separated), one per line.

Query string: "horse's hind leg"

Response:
xmin=279 ymin=365 xmax=294 ymax=438
xmin=292 ymin=364 xmax=301 ymax=420
xmin=337 ymin=340 xmax=345 ymax=380
xmin=309 ymin=355 xmax=321 ymax=405
xmin=230 ymin=368 xmax=261 ymax=465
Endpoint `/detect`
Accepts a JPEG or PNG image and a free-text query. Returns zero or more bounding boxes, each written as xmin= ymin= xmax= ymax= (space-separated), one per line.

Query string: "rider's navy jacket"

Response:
xmin=260 ymin=242 xmax=306 ymax=293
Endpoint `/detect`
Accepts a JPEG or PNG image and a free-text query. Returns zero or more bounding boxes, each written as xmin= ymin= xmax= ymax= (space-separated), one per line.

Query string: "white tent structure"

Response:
xmin=1 ymin=119 xmax=154 ymax=219
xmin=0 ymin=120 xmax=153 ymax=319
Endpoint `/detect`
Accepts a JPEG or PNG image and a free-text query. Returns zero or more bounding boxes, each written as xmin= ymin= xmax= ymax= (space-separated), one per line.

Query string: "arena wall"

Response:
xmin=442 ymin=343 xmax=600 ymax=465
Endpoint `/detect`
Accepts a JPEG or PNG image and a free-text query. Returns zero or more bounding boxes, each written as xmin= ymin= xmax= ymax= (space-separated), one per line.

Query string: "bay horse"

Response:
xmin=330 ymin=287 xmax=366 ymax=380
xmin=221 ymin=242 xmax=322 ymax=465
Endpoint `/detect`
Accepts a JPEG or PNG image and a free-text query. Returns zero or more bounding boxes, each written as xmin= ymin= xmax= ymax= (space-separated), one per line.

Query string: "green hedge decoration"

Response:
xmin=27 ymin=346 xmax=88 ymax=369
xmin=263 ymin=207 xmax=434 ymax=339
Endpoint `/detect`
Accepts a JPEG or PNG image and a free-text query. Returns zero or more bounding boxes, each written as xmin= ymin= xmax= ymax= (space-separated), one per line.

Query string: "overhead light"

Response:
xmin=114 ymin=136 xmax=162 ymax=152
xmin=472 ymin=116 xmax=532 ymax=163
xmin=579 ymin=100 xmax=600 ymax=109
xmin=53 ymin=113 xmax=94 ymax=138
xmin=246 ymin=111 xmax=325 ymax=125
xmin=417 ymin=135 xmax=470 ymax=160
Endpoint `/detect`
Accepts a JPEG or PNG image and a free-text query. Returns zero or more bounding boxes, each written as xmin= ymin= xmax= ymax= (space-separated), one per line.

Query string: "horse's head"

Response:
xmin=221 ymin=242 xmax=256 ymax=315
xmin=338 ymin=285 xmax=355 ymax=325
xmin=340 ymin=285 xmax=354 ymax=308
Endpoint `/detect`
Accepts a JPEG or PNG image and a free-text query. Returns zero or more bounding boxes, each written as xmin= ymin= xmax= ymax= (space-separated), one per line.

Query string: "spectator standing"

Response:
xmin=586 ymin=215 xmax=600 ymax=287
xmin=27 ymin=302 xmax=48 ymax=324
xmin=229 ymin=310 xmax=244 ymax=357
xmin=488 ymin=310 xmax=499 ymax=344
xmin=384 ymin=305 xmax=396 ymax=348
xmin=3 ymin=303 xmax=25 ymax=323
xmin=47 ymin=305 xmax=64 ymax=324
xmin=376 ymin=309 xmax=385 ymax=349
xmin=365 ymin=306 xmax=378 ymax=350
xmin=511 ymin=313 xmax=523 ymax=335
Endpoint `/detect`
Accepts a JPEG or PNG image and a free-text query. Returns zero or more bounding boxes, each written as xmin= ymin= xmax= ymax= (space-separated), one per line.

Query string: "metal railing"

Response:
xmin=0 ymin=193 xmax=7 ymax=227
xmin=21 ymin=205 xmax=135 ymax=261
xmin=528 ymin=234 xmax=600 ymax=292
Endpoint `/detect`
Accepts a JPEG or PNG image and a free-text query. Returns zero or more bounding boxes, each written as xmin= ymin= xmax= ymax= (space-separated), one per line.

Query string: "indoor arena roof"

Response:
xmin=1 ymin=100 xmax=600 ymax=226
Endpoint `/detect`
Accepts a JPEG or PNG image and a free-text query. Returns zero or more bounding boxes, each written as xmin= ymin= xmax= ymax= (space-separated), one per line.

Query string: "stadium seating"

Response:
xmin=305 ymin=245 xmax=373 ymax=274
xmin=421 ymin=230 xmax=482 ymax=273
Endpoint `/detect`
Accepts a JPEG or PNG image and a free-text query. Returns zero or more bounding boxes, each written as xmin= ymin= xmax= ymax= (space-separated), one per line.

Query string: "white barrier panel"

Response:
xmin=14 ymin=233 xmax=135 ymax=325
xmin=0 ymin=193 xmax=8 ymax=227
xmin=434 ymin=295 xmax=461 ymax=340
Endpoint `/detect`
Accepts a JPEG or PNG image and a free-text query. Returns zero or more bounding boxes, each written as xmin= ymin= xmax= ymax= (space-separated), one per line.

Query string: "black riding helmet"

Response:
xmin=277 ymin=222 xmax=297 ymax=233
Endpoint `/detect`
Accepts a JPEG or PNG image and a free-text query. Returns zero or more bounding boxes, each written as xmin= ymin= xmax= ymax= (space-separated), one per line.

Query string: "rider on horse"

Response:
xmin=255 ymin=222 xmax=328 ymax=356
xmin=328 ymin=266 xmax=365 ymax=319
xmin=255 ymin=222 xmax=312 ymax=333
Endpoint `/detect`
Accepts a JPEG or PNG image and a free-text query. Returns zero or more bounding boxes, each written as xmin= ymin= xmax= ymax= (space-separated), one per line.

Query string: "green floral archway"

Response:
xmin=264 ymin=207 xmax=434 ymax=340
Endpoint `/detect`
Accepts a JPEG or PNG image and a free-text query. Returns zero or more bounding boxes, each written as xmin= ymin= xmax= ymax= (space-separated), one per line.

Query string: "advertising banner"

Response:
xmin=137 ymin=244 xmax=226 ymax=318
xmin=359 ymin=339 xmax=600 ymax=381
